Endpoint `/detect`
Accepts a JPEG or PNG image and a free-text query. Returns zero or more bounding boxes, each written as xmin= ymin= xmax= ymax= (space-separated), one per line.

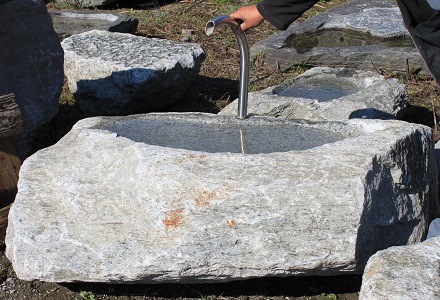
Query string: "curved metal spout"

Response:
xmin=205 ymin=15 xmax=249 ymax=119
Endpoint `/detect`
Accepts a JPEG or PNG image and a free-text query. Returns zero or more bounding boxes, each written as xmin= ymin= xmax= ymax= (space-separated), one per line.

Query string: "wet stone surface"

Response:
xmin=274 ymin=77 xmax=360 ymax=102
xmin=106 ymin=119 xmax=345 ymax=154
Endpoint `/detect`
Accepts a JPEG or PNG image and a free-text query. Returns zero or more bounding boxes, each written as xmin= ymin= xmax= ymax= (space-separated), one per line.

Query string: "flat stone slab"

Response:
xmin=251 ymin=0 xmax=425 ymax=73
xmin=359 ymin=235 xmax=440 ymax=299
xmin=49 ymin=10 xmax=139 ymax=40
xmin=220 ymin=67 xmax=407 ymax=121
xmin=53 ymin=0 xmax=118 ymax=7
xmin=62 ymin=30 xmax=206 ymax=116
xmin=6 ymin=113 xmax=438 ymax=283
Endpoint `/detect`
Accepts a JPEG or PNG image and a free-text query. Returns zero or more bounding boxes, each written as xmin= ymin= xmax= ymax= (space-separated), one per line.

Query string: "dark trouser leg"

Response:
xmin=396 ymin=0 xmax=440 ymax=86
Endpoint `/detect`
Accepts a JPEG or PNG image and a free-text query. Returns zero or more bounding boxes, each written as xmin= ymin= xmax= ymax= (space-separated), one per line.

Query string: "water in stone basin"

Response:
xmin=287 ymin=29 xmax=414 ymax=54
xmin=106 ymin=118 xmax=345 ymax=154
xmin=50 ymin=13 xmax=118 ymax=31
xmin=276 ymin=77 xmax=359 ymax=102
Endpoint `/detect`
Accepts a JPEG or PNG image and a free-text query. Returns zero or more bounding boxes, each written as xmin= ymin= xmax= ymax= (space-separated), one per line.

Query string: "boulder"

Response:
xmin=61 ymin=30 xmax=206 ymax=116
xmin=0 ymin=0 xmax=64 ymax=158
xmin=54 ymin=0 xmax=118 ymax=7
xmin=6 ymin=113 xmax=438 ymax=283
xmin=251 ymin=0 xmax=425 ymax=73
xmin=219 ymin=67 xmax=407 ymax=121
xmin=359 ymin=235 xmax=440 ymax=299
xmin=49 ymin=10 xmax=139 ymax=40
xmin=81 ymin=0 xmax=118 ymax=7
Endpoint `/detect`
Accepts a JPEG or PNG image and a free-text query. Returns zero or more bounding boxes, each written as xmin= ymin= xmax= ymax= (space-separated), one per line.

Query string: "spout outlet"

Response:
xmin=205 ymin=15 xmax=249 ymax=120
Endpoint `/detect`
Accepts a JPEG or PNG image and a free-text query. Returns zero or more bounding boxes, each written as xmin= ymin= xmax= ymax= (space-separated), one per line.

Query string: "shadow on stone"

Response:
xmin=349 ymin=108 xmax=395 ymax=120
xmin=355 ymin=129 xmax=437 ymax=270
xmin=168 ymin=75 xmax=240 ymax=113
xmin=397 ymin=104 xmax=436 ymax=128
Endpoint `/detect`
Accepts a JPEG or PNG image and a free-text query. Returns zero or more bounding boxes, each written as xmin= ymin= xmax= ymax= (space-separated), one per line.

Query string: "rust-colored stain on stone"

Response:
xmin=199 ymin=155 xmax=207 ymax=159
xmin=188 ymin=154 xmax=196 ymax=158
xmin=195 ymin=187 xmax=230 ymax=206
xmin=195 ymin=188 xmax=220 ymax=206
xmin=163 ymin=209 xmax=185 ymax=228
xmin=226 ymin=220 xmax=236 ymax=227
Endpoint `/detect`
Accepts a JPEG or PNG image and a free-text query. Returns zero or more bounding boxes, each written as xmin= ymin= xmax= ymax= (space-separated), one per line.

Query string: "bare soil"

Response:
xmin=1 ymin=0 xmax=439 ymax=299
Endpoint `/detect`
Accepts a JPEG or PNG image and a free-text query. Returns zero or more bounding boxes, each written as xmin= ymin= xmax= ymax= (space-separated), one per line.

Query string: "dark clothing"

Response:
xmin=396 ymin=0 xmax=440 ymax=85
xmin=257 ymin=0 xmax=440 ymax=86
xmin=257 ymin=0 xmax=319 ymax=30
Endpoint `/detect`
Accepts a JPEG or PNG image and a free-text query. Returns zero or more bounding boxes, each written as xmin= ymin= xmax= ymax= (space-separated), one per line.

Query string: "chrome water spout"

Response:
xmin=205 ymin=15 xmax=249 ymax=119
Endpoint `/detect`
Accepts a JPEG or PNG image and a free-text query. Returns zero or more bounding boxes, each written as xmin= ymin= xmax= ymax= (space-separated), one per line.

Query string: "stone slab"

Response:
xmin=49 ymin=10 xmax=139 ymax=40
xmin=219 ymin=67 xmax=407 ymax=121
xmin=6 ymin=113 xmax=438 ymax=283
xmin=61 ymin=30 xmax=206 ymax=116
xmin=359 ymin=235 xmax=440 ymax=299
xmin=251 ymin=0 xmax=425 ymax=73
xmin=53 ymin=0 xmax=118 ymax=7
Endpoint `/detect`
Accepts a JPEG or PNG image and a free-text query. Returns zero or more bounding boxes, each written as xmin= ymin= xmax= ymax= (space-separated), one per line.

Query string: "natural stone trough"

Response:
xmin=6 ymin=113 xmax=438 ymax=283
xmin=49 ymin=10 xmax=139 ymax=40
xmin=251 ymin=0 xmax=425 ymax=72
xmin=220 ymin=67 xmax=407 ymax=121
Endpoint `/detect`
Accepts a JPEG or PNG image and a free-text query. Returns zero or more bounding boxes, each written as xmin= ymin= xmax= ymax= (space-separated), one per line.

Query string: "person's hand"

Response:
xmin=230 ymin=5 xmax=265 ymax=31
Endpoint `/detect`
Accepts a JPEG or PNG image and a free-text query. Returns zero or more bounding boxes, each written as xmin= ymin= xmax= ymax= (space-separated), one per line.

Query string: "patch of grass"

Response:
xmin=77 ymin=290 xmax=95 ymax=300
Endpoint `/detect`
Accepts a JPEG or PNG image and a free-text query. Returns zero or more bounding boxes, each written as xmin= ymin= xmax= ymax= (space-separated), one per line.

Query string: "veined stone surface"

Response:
xmin=251 ymin=0 xmax=424 ymax=72
xmin=219 ymin=67 xmax=407 ymax=121
xmin=359 ymin=235 xmax=440 ymax=300
xmin=6 ymin=113 xmax=438 ymax=283
xmin=61 ymin=30 xmax=205 ymax=115
xmin=54 ymin=0 xmax=118 ymax=7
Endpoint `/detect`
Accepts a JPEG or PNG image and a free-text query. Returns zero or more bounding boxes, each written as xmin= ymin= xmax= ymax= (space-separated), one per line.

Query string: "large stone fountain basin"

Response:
xmin=220 ymin=67 xmax=407 ymax=121
xmin=6 ymin=113 xmax=438 ymax=283
xmin=251 ymin=0 xmax=425 ymax=72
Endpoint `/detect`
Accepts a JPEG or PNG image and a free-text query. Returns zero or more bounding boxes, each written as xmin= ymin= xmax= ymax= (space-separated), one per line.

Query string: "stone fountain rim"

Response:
xmin=64 ymin=112 xmax=420 ymax=156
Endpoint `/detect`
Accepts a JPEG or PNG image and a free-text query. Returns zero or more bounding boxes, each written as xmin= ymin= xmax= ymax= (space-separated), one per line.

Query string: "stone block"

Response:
xmin=359 ymin=235 xmax=440 ymax=299
xmin=6 ymin=113 xmax=438 ymax=283
xmin=54 ymin=0 xmax=118 ymax=7
xmin=0 ymin=0 xmax=64 ymax=159
xmin=49 ymin=10 xmax=139 ymax=40
xmin=251 ymin=0 xmax=425 ymax=73
xmin=220 ymin=67 xmax=407 ymax=121
xmin=61 ymin=30 xmax=206 ymax=116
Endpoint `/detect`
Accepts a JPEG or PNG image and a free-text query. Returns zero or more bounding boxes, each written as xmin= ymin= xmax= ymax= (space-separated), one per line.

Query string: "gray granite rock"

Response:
xmin=251 ymin=0 xmax=425 ymax=73
xmin=54 ymin=0 xmax=118 ymax=8
xmin=219 ymin=67 xmax=407 ymax=121
xmin=0 ymin=0 xmax=64 ymax=158
xmin=6 ymin=113 xmax=438 ymax=283
xmin=82 ymin=0 xmax=118 ymax=6
xmin=49 ymin=10 xmax=139 ymax=40
xmin=359 ymin=235 xmax=440 ymax=300
xmin=61 ymin=30 xmax=206 ymax=116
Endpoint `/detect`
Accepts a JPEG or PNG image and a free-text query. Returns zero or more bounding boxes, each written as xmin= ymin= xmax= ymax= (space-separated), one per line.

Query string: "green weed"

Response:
xmin=77 ymin=290 xmax=95 ymax=300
